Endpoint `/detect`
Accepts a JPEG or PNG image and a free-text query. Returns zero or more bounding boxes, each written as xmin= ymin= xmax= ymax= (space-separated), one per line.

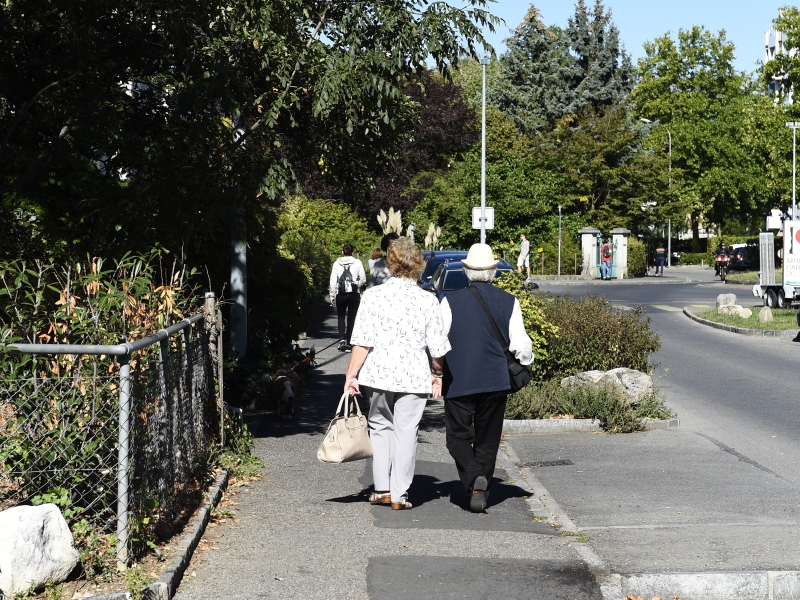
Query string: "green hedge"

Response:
xmin=532 ymin=294 xmax=661 ymax=380
xmin=678 ymin=252 xmax=707 ymax=265
xmin=627 ymin=238 xmax=646 ymax=277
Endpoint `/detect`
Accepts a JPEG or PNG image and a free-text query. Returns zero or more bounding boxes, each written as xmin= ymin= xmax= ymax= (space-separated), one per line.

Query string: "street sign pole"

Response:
xmin=480 ymin=56 xmax=490 ymax=244
xmin=786 ymin=122 xmax=799 ymax=220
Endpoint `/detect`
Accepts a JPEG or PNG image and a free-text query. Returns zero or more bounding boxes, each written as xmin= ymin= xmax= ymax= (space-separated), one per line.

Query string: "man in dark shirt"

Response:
xmin=439 ymin=244 xmax=533 ymax=512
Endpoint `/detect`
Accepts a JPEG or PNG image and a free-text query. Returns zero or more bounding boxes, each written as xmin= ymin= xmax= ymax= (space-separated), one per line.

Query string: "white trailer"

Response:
xmin=753 ymin=220 xmax=800 ymax=308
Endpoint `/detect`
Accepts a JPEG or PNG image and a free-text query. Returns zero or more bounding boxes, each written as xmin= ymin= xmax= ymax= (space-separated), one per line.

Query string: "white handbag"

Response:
xmin=317 ymin=392 xmax=373 ymax=463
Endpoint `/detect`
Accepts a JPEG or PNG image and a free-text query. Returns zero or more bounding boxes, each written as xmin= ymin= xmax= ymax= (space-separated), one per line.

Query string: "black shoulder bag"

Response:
xmin=467 ymin=285 xmax=532 ymax=392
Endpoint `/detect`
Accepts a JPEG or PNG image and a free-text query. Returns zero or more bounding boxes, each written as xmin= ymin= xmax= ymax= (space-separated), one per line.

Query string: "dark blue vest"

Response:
xmin=443 ymin=282 xmax=515 ymax=398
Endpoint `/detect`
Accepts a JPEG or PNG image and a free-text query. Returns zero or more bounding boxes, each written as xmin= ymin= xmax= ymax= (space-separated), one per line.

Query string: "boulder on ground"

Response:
xmin=0 ymin=504 xmax=80 ymax=596
xmin=759 ymin=306 xmax=774 ymax=323
xmin=716 ymin=293 xmax=737 ymax=313
xmin=719 ymin=304 xmax=752 ymax=319
xmin=561 ymin=368 xmax=653 ymax=405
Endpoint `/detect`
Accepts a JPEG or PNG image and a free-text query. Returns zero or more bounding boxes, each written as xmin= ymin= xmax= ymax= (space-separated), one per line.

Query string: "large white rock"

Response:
xmin=719 ymin=304 xmax=753 ymax=319
xmin=0 ymin=504 xmax=80 ymax=595
xmin=759 ymin=306 xmax=774 ymax=323
xmin=561 ymin=368 xmax=653 ymax=405
xmin=716 ymin=293 xmax=737 ymax=313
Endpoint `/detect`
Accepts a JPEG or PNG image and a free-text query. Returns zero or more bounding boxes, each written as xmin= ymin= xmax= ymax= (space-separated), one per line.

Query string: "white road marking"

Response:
xmin=650 ymin=304 xmax=683 ymax=312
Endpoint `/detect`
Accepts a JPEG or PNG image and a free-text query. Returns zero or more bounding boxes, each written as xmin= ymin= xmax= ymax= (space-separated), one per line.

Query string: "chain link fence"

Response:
xmin=0 ymin=300 xmax=222 ymax=565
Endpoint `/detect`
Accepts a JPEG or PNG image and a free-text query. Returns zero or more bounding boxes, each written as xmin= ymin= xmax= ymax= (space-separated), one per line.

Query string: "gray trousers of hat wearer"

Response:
xmin=363 ymin=387 xmax=427 ymax=504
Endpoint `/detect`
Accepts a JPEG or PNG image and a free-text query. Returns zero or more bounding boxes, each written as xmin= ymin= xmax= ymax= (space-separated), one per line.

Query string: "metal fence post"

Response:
xmin=116 ymin=354 xmax=132 ymax=570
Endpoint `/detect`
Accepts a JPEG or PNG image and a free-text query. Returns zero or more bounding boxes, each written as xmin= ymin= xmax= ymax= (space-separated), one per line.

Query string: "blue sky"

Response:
xmin=480 ymin=0 xmax=787 ymax=73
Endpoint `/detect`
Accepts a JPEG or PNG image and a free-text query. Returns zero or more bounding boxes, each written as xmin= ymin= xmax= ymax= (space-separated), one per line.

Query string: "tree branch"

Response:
xmin=0 ymin=74 xmax=77 ymax=162
xmin=231 ymin=5 xmax=329 ymax=150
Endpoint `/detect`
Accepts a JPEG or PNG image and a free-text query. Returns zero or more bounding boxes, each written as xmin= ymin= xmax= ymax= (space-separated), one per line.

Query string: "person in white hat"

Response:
xmin=439 ymin=243 xmax=533 ymax=512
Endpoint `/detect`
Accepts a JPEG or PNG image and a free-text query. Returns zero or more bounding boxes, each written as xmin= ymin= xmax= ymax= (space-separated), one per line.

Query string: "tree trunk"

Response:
xmin=691 ymin=212 xmax=701 ymax=252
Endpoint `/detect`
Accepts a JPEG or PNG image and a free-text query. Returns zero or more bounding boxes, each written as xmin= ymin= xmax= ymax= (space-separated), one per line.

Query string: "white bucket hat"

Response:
xmin=462 ymin=243 xmax=497 ymax=271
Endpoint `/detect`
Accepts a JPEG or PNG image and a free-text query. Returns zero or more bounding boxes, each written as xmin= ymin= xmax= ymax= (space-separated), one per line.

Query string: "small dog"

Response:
xmin=268 ymin=348 xmax=315 ymax=418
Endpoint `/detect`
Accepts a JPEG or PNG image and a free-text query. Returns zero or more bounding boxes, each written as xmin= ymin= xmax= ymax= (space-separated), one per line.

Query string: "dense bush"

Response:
xmin=493 ymin=272 xmax=559 ymax=361
xmin=627 ymin=238 xmax=647 ymax=277
xmin=678 ymin=252 xmax=706 ymax=265
xmin=532 ymin=294 xmax=660 ymax=380
xmin=505 ymin=379 xmax=674 ymax=432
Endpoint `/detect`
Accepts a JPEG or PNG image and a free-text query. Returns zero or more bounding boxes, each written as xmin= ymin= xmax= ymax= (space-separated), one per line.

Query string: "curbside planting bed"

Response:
xmin=502 ymin=417 xmax=679 ymax=434
xmin=683 ymin=306 xmax=799 ymax=338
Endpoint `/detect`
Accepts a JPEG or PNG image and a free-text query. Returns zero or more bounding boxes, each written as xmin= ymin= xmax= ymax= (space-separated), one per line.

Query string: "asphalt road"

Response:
xmin=537 ymin=270 xmax=800 ymax=487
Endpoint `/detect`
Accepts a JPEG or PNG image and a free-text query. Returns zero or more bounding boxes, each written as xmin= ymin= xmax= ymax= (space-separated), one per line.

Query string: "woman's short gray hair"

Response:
xmin=464 ymin=266 xmax=495 ymax=283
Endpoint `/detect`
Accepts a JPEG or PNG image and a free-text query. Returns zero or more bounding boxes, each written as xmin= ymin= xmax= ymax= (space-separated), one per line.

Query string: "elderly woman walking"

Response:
xmin=344 ymin=237 xmax=450 ymax=510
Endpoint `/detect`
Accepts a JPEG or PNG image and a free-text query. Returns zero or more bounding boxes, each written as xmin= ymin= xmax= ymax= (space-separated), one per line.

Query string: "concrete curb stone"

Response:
xmin=502 ymin=417 xmax=679 ymax=434
xmin=683 ymin=306 xmax=799 ymax=339
xmin=82 ymin=470 xmax=229 ymax=600
xmin=534 ymin=276 xmax=690 ymax=286
xmin=620 ymin=570 xmax=800 ymax=600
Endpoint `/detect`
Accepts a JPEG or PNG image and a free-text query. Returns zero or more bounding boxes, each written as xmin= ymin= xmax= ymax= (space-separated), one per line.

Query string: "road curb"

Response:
xmin=620 ymin=570 xmax=800 ymax=599
xmin=534 ymin=277 xmax=690 ymax=286
xmin=502 ymin=417 xmax=679 ymax=434
xmin=80 ymin=470 xmax=229 ymax=600
xmin=143 ymin=469 xmax=230 ymax=600
xmin=683 ymin=306 xmax=799 ymax=339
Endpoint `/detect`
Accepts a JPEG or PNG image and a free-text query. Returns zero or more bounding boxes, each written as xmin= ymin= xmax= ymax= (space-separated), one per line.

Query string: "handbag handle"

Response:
xmin=336 ymin=391 xmax=365 ymax=419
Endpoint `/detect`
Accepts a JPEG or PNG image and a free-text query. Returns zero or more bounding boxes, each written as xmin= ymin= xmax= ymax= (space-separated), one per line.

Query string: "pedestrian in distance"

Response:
xmin=368 ymin=248 xmax=382 ymax=273
xmin=367 ymin=232 xmax=399 ymax=288
xmin=517 ymin=233 xmax=531 ymax=280
xmin=440 ymin=243 xmax=533 ymax=513
xmin=600 ymin=238 xmax=613 ymax=280
xmin=329 ymin=244 xmax=366 ymax=352
xmin=344 ymin=237 xmax=451 ymax=510
xmin=654 ymin=244 xmax=666 ymax=276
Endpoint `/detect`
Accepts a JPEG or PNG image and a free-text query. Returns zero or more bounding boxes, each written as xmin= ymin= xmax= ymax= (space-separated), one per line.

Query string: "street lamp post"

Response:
xmin=642 ymin=118 xmax=672 ymax=267
xmin=786 ymin=122 xmax=799 ymax=220
xmin=557 ymin=205 xmax=562 ymax=277
xmin=480 ymin=55 xmax=490 ymax=244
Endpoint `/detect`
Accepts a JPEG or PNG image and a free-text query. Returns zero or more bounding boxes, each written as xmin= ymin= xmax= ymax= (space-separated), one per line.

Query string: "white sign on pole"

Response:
xmin=472 ymin=207 xmax=494 ymax=229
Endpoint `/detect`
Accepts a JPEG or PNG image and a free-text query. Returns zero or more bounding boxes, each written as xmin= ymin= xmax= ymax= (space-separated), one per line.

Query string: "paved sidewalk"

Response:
xmin=175 ymin=306 xmax=597 ymax=600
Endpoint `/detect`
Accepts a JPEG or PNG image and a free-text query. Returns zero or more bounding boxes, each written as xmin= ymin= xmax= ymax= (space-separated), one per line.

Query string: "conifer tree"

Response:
xmin=492 ymin=0 xmax=633 ymax=135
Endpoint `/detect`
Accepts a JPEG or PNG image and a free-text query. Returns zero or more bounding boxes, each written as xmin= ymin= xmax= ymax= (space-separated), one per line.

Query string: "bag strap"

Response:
xmin=337 ymin=391 xmax=364 ymax=419
xmin=467 ymin=285 xmax=511 ymax=355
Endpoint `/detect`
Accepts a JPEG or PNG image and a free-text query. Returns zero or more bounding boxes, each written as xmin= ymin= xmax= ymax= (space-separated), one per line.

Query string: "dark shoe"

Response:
xmin=344 ymin=344 xmax=352 ymax=353
xmin=470 ymin=475 xmax=488 ymax=513
xmin=337 ymin=340 xmax=346 ymax=351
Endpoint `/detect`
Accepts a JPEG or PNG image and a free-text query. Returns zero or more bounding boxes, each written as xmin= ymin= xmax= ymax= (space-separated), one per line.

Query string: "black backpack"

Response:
xmin=602 ymin=244 xmax=611 ymax=259
xmin=337 ymin=261 xmax=354 ymax=294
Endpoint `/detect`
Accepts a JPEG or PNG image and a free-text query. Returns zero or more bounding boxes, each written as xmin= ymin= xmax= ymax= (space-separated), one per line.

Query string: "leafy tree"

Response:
xmin=533 ymin=103 xmax=671 ymax=233
xmin=632 ymin=26 xmax=764 ymax=249
xmin=1 ymin=0 xmax=497 ymax=345
xmin=490 ymin=0 xmax=633 ymax=135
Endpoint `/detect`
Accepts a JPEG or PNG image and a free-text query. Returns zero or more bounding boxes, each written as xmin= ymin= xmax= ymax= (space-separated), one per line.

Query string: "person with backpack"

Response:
xmin=600 ymin=238 xmax=613 ymax=280
xmin=329 ymin=244 xmax=367 ymax=352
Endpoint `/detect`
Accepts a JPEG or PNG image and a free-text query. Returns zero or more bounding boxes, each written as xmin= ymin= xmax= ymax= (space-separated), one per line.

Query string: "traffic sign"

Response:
xmin=472 ymin=207 xmax=494 ymax=229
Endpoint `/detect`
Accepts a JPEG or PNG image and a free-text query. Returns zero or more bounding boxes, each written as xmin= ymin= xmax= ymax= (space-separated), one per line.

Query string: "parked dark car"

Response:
xmin=729 ymin=245 xmax=756 ymax=270
xmin=424 ymin=260 xmax=520 ymax=302
xmin=418 ymin=250 xmax=469 ymax=286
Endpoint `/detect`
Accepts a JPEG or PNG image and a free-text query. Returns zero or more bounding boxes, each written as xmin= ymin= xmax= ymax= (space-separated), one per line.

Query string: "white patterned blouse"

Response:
xmin=349 ymin=277 xmax=451 ymax=394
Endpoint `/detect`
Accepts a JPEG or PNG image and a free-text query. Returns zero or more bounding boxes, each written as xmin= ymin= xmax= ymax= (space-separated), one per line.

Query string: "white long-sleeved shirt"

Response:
xmin=439 ymin=296 xmax=534 ymax=366
xmin=329 ymin=256 xmax=366 ymax=302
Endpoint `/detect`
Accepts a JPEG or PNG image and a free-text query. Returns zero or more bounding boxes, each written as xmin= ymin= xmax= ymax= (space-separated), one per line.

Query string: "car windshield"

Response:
xmin=439 ymin=266 xmax=514 ymax=292
xmin=442 ymin=269 xmax=469 ymax=291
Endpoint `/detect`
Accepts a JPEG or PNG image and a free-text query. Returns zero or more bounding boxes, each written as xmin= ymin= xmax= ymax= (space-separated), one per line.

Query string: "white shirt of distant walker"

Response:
xmin=328 ymin=256 xmax=366 ymax=304
xmin=349 ymin=277 xmax=451 ymax=394
xmin=518 ymin=235 xmax=530 ymax=270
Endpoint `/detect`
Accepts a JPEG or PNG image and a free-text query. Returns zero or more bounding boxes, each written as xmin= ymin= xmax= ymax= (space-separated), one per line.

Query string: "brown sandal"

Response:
xmin=391 ymin=500 xmax=412 ymax=510
xmin=369 ymin=492 xmax=391 ymax=505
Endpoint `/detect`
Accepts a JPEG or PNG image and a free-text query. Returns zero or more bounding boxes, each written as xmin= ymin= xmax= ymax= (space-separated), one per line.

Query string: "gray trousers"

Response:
xmin=363 ymin=387 xmax=427 ymax=503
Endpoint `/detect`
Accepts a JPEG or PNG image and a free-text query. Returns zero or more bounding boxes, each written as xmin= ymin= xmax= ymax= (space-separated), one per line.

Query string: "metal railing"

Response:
xmin=0 ymin=293 xmax=223 ymax=567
